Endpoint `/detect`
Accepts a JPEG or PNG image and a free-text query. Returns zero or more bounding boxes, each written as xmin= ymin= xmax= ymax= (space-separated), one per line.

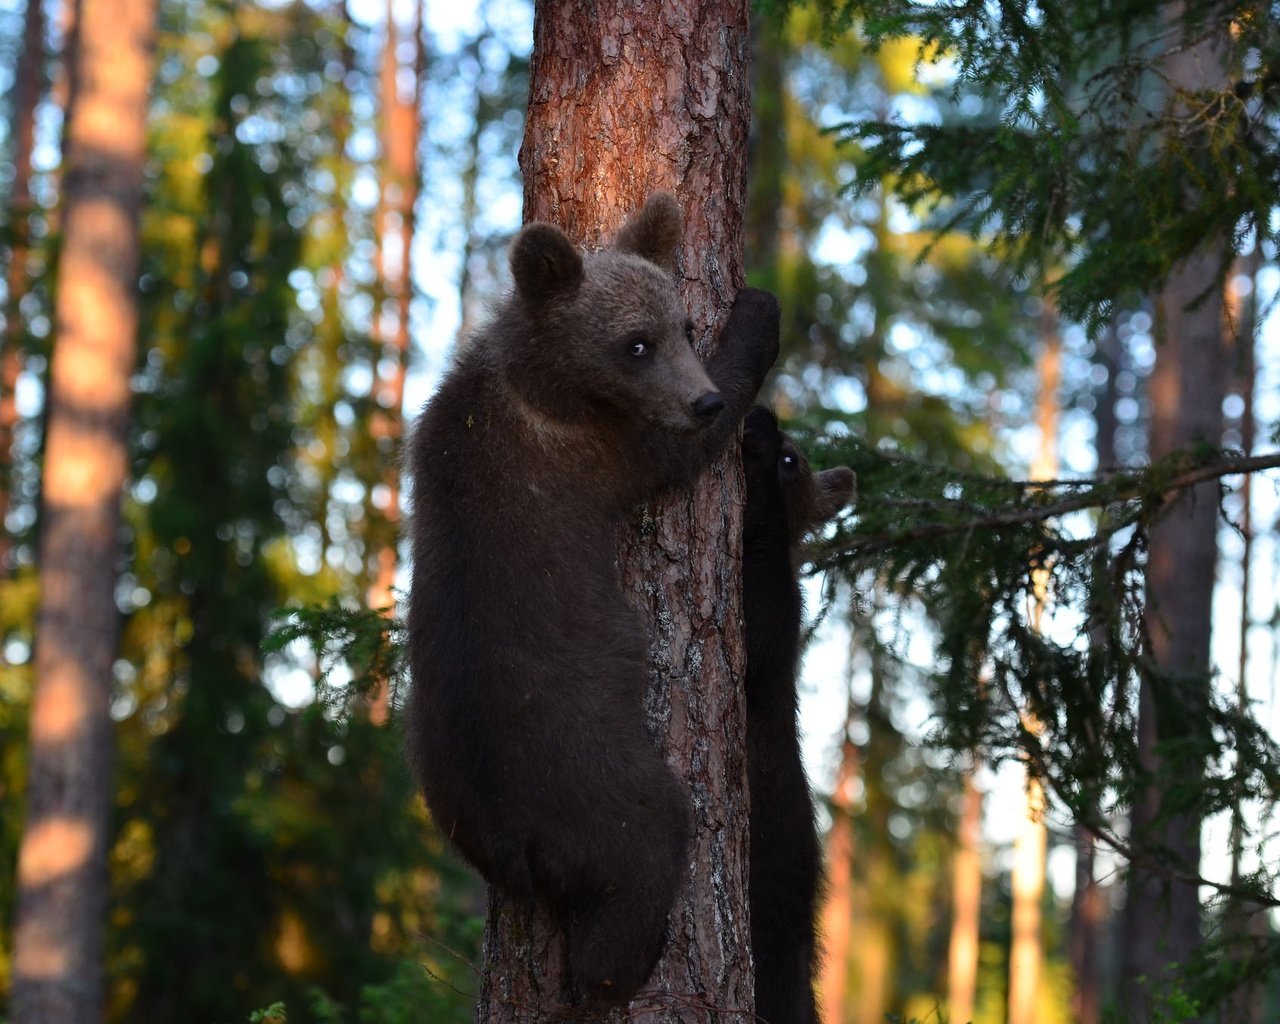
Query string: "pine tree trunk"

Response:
xmin=365 ymin=0 xmax=422 ymax=724
xmin=10 ymin=1 xmax=157 ymax=1021
xmin=1221 ymin=247 xmax=1263 ymax=1024
xmin=1070 ymin=314 xmax=1121 ymax=1024
xmin=1121 ymin=9 xmax=1229 ymax=1015
xmin=1068 ymin=828 xmax=1102 ymax=1024
xmin=474 ymin=2 xmax=754 ymax=1021
xmin=947 ymin=770 xmax=983 ymax=1024
xmin=0 ymin=0 xmax=47 ymax=575
xmin=1009 ymin=309 xmax=1059 ymax=1024
xmin=820 ymin=729 xmax=859 ymax=1024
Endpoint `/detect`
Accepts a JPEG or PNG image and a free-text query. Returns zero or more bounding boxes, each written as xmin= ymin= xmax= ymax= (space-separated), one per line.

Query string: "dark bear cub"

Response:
xmin=742 ymin=407 xmax=855 ymax=1024
xmin=405 ymin=193 xmax=779 ymax=1008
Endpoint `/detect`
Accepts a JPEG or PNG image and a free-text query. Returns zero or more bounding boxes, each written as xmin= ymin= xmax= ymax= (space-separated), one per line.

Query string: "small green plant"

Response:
xmin=248 ymin=1003 xmax=287 ymax=1024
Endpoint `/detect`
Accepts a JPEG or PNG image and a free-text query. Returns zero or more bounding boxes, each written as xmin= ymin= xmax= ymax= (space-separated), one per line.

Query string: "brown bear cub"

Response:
xmin=742 ymin=407 xmax=855 ymax=1024
xmin=405 ymin=193 xmax=779 ymax=1008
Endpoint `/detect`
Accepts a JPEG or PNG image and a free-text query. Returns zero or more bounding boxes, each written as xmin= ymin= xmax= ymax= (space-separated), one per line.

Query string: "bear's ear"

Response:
xmin=811 ymin=467 xmax=856 ymax=528
xmin=613 ymin=191 xmax=683 ymax=273
xmin=510 ymin=222 xmax=584 ymax=301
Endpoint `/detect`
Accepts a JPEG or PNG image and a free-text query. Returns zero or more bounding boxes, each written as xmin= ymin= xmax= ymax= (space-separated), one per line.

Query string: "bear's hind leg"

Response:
xmin=565 ymin=785 xmax=689 ymax=1008
xmin=567 ymin=851 xmax=683 ymax=1008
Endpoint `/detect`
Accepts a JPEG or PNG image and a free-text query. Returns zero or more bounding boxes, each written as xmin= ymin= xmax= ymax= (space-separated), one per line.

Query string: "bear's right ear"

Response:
xmin=613 ymin=191 xmax=683 ymax=273
xmin=510 ymin=222 xmax=584 ymax=301
xmin=811 ymin=467 xmax=856 ymax=528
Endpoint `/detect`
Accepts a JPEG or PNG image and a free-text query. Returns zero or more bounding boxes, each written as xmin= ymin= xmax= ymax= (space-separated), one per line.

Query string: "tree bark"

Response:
xmin=475 ymin=2 xmax=754 ymax=1021
xmin=10 ymin=0 xmax=157 ymax=1021
xmin=1121 ymin=15 xmax=1229 ymax=1011
xmin=0 ymin=0 xmax=47 ymax=575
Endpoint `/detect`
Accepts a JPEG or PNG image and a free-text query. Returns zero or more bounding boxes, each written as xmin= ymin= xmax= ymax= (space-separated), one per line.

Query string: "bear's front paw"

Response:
xmin=727 ymin=288 xmax=781 ymax=374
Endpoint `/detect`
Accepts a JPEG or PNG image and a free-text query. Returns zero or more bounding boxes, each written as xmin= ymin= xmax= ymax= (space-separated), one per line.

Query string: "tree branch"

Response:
xmin=821 ymin=450 xmax=1280 ymax=561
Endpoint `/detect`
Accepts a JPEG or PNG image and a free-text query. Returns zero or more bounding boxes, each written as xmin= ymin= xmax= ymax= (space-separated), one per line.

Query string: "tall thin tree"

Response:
xmin=474 ymin=2 xmax=756 ymax=1019
xmin=820 ymin=694 xmax=860 ymax=1024
xmin=364 ymin=0 xmax=422 ymax=725
xmin=946 ymin=767 xmax=983 ymax=1024
xmin=10 ymin=0 xmax=158 ymax=1021
xmin=1008 ymin=307 xmax=1060 ymax=1024
xmin=1121 ymin=9 xmax=1230 ymax=1013
xmin=0 ymin=0 xmax=48 ymax=575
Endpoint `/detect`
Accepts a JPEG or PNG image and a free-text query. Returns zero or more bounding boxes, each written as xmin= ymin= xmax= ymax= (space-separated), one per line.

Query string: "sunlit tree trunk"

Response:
xmin=10 ymin=0 xmax=157 ymax=1020
xmin=0 ymin=0 xmax=47 ymax=575
xmin=1121 ymin=13 xmax=1229 ymax=1012
xmin=820 ymin=708 xmax=860 ymax=1024
xmin=474 ymin=2 xmax=755 ymax=1019
xmin=1009 ymin=307 xmax=1059 ymax=1024
xmin=1009 ymin=778 xmax=1047 ymax=1024
xmin=365 ymin=0 xmax=422 ymax=723
xmin=851 ymin=664 xmax=893 ymax=1024
xmin=947 ymin=768 xmax=983 ymax=1024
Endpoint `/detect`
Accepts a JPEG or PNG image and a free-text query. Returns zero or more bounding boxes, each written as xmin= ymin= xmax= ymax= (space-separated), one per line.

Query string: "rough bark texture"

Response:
xmin=475 ymin=2 xmax=754 ymax=1021
xmin=0 ymin=0 xmax=47 ymax=575
xmin=10 ymin=0 xmax=157 ymax=1021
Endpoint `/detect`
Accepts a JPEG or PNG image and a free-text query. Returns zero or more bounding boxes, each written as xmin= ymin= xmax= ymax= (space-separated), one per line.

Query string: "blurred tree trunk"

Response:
xmin=1068 ymin=830 xmax=1102 ymax=1024
xmin=819 ymin=700 xmax=860 ymax=1024
xmin=365 ymin=0 xmax=422 ymax=723
xmin=0 ymin=0 xmax=47 ymax=575
xmin=1009 ymin=307 xmax=1059 ymax=1024
xmin=745 ymin=3 xmax=785 ymax=292
xmin=453 ymin=15 xmax=487 ymax=343
xmin=475 ymin=1 xmax=754 ymax=1020
xmin=1120 ymin=13 xmax=1229 ymax=1012
xmin=947 ymin=769 xmax=983 ymax=1024
xmin=1221 ymin=246 xmax=1264 ymax=1024
xmin=1068 ymin=315 xmax=1122 ymax=1024
xmin=10 ymin=0 xmax=157 ymax=1021
xmin=852 ymin=664 xmax=892 ymax=1024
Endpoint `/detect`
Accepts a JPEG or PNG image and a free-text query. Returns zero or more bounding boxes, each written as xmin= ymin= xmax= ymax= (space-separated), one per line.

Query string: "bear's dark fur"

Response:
xmin=742 ymin=407 xmax=855 ymax=1024
xmin=405 ymin=193 xmax=779 ymax=1008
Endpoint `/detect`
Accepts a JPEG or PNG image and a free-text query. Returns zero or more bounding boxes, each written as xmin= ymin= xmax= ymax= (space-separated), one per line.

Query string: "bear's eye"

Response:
xmin=626 ymin=335 xmax=650 ymax=357
xmin=781 ymin=454 xmax=796 ymax=468
xmin=684 ymin=321 xmax=695 ymax=344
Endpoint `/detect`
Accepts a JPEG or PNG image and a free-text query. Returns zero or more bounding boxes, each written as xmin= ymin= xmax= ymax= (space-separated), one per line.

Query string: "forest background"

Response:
xmin=1 ymin=1 xmax=1279 ymax=1023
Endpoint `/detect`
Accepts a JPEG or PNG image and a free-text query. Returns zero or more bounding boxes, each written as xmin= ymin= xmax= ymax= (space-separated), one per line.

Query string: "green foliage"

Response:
xmin=265 ymin=600 xmax=407 ymax=711
xmin=795 ymin=0 xmax=1280 ymax=326
xmin=805 ymin=431 xmax=1280 ymax=888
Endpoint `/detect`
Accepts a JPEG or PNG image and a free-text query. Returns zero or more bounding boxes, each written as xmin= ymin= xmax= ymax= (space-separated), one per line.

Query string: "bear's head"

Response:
xmin=505 ymin=192 xmax=724 ymax=434
xmin=742 ymin=406 xmax=855 ymax=544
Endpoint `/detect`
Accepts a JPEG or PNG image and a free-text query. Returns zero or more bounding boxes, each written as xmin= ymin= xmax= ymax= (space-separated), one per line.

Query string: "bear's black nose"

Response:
xmin=691 ymin=392 xmax=724 ymax=421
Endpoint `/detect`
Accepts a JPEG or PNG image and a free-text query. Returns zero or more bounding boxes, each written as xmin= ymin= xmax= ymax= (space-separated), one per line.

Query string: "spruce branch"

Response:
xmin=817 ymin=449 xmax=1280 ymax=563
